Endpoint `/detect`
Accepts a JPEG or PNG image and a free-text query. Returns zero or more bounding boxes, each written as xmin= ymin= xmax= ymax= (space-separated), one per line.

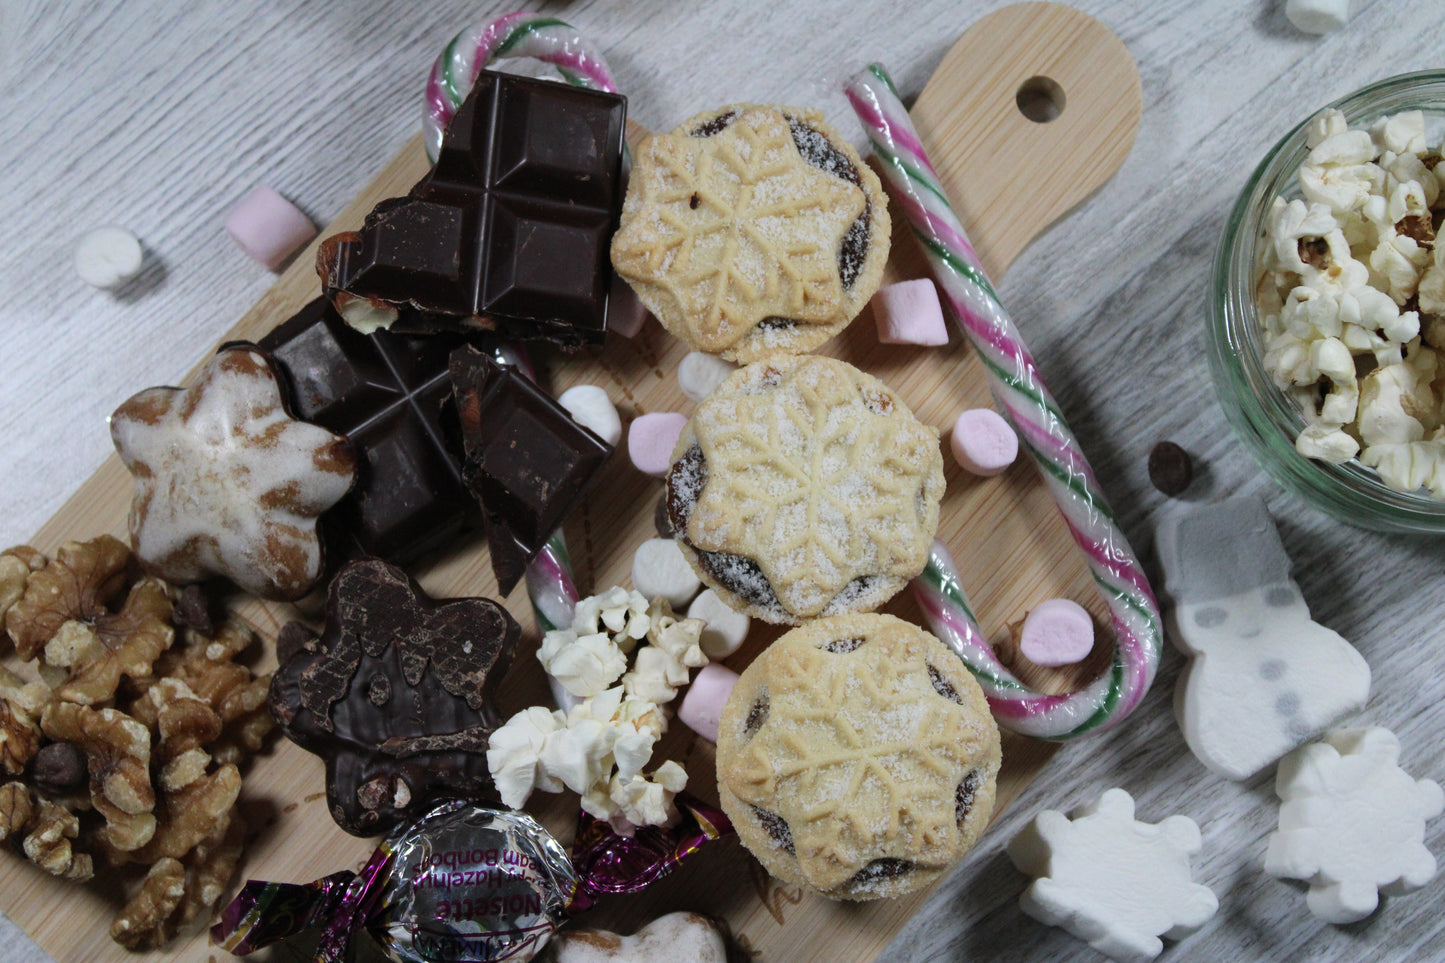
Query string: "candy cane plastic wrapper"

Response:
xmin=844 ymin=64 xmax=1162 ymax=740
xmin=424 ymin=11 xmax=621 ymax=160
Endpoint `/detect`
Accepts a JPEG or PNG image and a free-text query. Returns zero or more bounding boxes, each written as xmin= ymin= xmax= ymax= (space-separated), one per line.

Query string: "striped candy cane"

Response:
xmin=424 ymin=11 xmax=620 ymax=161
xmin=845 ymin=63 xmax=1162 ymax=740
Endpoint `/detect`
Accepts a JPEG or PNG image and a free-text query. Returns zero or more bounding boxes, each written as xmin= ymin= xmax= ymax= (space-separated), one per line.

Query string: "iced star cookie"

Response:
xmin=110 ymin=346 xmax=355 ymax=601
xmin=611 ymin=104 xmax=890 ymax=362
xmin=716 ymin=614 xmax=1001 ymax=900
xmin=665 ymin=356 xmax=943 ymax=624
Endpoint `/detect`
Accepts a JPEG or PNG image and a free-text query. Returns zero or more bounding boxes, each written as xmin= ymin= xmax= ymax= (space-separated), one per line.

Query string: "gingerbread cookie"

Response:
xmin=268 ymin=558 xmax=519 ymax=836
xmin=110 ymin=346 xmax=355 ymax=601
xmin=716 ymin=614 xmax=1001 ymax=900
xmin=665 ymin=356 xmax=943 ymax=624
xmin=611 ymin=104 xmax=890 ymax=362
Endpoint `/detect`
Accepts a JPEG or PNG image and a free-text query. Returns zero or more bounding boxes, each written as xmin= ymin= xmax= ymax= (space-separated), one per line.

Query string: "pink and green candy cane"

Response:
xmin=423 ymin=11 xmax=621 ymax=161
xmin=844 ymin=63 xmax=1162 ymax=740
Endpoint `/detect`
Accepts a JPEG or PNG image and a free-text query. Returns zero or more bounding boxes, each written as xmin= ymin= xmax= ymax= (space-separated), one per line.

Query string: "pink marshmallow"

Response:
xmin=871 ymin=278 xmax=949 ymax=346
xmin=225 ymin=186 xmax=316 ymax=271
xmin=608 ymin=277 xmax=648 ymax=338
xmin=950 ymin=408 xmax=1019 ymax=476
xmin=628 ymin=412 xmax=688 ymax=477
xmin=1019 ymin=598 xmax=1095 ymax=667
xmin=678 ymin=663 xmax=739 ymax=743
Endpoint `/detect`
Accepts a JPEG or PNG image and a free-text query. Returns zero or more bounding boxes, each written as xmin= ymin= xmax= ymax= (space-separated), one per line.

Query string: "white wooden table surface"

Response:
xmin=4 ymin=1 xmax=1445 ymax=961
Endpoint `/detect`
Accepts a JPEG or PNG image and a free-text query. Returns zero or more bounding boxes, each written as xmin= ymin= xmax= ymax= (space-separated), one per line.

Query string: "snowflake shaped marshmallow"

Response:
xmin=1007 ymin=788 xmax=1218 ymax=963
xmin=1265 ymin=726 xmax=1443 ymax=924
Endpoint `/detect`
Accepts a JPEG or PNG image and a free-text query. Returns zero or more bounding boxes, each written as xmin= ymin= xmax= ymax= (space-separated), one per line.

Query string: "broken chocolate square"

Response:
xmin=448 ymin=346 xmax=613 ymax=594
xmin=258 ymin=298 xmax=483 ymax=565
xmin=318 ymin=69 xmax=628 ymax=347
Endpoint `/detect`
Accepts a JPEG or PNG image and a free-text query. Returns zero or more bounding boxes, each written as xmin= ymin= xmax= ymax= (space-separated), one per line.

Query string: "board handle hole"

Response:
xmin=1016 ymin=76 xmax=1065 ymax=123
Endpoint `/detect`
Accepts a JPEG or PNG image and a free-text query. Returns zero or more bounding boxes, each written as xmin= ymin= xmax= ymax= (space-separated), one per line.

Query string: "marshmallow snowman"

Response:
xmin=1155 ymin=497 xmax=1370 ymax=781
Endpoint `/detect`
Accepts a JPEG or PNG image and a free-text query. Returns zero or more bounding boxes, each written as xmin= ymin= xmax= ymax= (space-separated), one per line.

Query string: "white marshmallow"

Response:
xmin=1266 ymin=727 xmax=1443 ymax=924
xmin=632 ymin=537 xmax=702 ymax=609
xmin=1156 ymin=497 xmax=1371 ymax=781
xmin=1008 ymin=788 xmax=1218 ymax=962
xmin=687 ymin=588 xmax=750 ymax=659
xmin=677 ymin=351 xmax=735 ymax=403
xmin=557 ymin=384 xmax=622 ymax=447
xmin=75 ymin=226 xmax=143 ymax=288
xmin=1285 ymin=0 xmax=1350 ymax=35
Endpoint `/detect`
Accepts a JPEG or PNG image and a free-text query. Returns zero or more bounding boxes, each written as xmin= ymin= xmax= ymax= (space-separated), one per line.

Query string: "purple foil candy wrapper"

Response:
xmin=213 ymin=801 xmax=574 ymax=962
xmin=212 ymin=797 xmax=732 ymax=962
xmin=567 ymin=795 xmax=734 ymax=912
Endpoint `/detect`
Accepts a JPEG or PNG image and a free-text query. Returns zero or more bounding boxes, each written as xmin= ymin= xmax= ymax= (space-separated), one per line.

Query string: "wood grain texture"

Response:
xmin=1 ymin=8 xmax=1142 ymax=961
xmin=3 ymin=1 xmax=1445 ymax=962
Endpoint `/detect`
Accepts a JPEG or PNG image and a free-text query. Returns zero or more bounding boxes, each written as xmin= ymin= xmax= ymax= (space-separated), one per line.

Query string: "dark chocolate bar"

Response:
xmin=448 ymin=346 xmax=612 ymax=594
xmin=258 ymin=298 xmax=480 ymax=565
xmin=318 ymin=70 xmax=627 ymax=347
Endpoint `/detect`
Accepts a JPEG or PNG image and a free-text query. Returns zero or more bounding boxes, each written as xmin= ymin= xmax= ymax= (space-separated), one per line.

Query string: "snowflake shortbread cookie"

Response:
xmin=611 ymin=104 xmax=890 ymax=362
xmin=1008 ymin=788 xmax=1218 ymax=962
xmin=1265 ymin=726 xmax=1443 ymax=924
xmin=666 ymin=355 xmax=944 ymax=624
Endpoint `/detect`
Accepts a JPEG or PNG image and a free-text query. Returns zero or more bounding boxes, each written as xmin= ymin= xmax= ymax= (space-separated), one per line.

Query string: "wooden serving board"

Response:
xmin=1 ymin=4 xmax=1140 ymax=961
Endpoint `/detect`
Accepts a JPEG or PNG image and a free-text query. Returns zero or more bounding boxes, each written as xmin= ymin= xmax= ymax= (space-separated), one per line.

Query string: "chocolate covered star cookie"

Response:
xmin=268 ymin=558 xmax=519 ymax=836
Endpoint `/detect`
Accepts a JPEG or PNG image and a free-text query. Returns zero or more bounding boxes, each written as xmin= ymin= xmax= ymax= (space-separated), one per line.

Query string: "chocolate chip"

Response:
xmin=752 ymin=806 xmax=794 ymax=854
xmin=31 ymin=742 xmax=87 ymax=795
xmin=1147 ymin=441 xmax=1193 ymax=496
xmin=928 ymin=664 xmax=965 ymax=705
xmin=171 ymin=584 xmax=214 ymax=636
xmin=276 ymin=621 xmax=317 ymax=665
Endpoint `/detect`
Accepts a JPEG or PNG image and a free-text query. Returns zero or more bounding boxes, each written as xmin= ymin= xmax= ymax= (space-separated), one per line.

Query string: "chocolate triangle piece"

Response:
xmin=268 ymin=557 xmax=519 ymax=836
xmin=448 ymin=346 xmax=613 ymax=594
xmin=317 ymin=69 xmax=627 ymax=347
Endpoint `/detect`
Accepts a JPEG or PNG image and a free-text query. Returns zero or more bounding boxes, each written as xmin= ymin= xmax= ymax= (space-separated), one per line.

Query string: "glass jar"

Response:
xmin=1208 ymin=70 xmax=1445 ymax=534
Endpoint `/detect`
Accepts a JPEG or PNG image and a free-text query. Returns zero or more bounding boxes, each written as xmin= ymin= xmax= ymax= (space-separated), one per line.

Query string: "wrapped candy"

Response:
xmin=212 ymin=797 xmax=731 ymax=962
